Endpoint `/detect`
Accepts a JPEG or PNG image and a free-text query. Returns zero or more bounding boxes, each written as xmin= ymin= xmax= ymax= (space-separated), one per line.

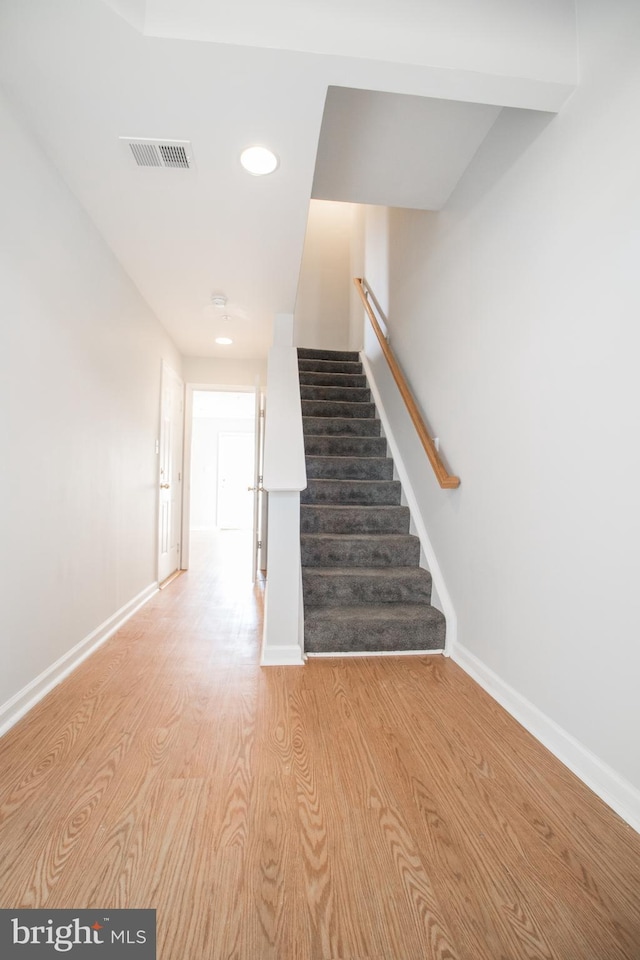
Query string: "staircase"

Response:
xmin=298 ymin=347 xmax=446 ymax=654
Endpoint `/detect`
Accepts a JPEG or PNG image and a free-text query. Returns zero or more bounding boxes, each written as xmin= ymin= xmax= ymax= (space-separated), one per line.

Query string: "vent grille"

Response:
xmin=158 ymin=144 xmax=190 ymax=168
xmin=129 ymin=142 xmax=162 ymax=167
xmin=120 ymin=138 xmax=194 ymax=170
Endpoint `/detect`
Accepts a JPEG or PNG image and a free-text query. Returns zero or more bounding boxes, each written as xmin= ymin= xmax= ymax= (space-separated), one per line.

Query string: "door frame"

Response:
xmin=182 ymin=382 xmax=260 ymax=572
xmin=157 ymin=360 xmax=185 ymax=583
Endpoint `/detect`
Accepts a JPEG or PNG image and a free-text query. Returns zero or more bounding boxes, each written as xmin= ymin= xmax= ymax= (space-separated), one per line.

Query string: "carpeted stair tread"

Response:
xmin=305 ymin=455 xmax=393 ymax=481
xmin=300 ymin=384 xmax=371 ymax=403
xmin=303 ymin=435 xmax=388 ymax=457
xmin=297 ymin=348 xmax=360 ymax=362
xmin=298 ymin=359 xmax=363 ymax=375
xmin=301 ymin=533 xmax=421 ymax=567
xmin=304 ymin=604 xmax=446 ymax=653
xmin=301 ymin=478 xmax=401 ymax=505
xmin=303 ymin=417 xmax=381 ymax=437
xmin=299 ymin=372 xmax=367 ymax=388
xmin=302 ymin=566 xmax=432 ymax=606
xmin=300 ymin=504 xmax=410 ymax=534
xmin=297 ymin=344 xmax=446 ymax=655
xmin=302 ymin=399 xmax=376 ymax=419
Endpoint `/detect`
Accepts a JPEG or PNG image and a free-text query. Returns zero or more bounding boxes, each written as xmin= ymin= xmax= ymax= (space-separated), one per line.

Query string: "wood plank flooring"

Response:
xmin=1 ymin=530 xmax=639 ymax=959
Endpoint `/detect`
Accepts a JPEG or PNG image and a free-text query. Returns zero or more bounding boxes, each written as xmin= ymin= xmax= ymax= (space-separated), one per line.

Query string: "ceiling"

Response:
xmin=0 ymin=0 xmax=576 ymax=360
xmin=112 ymin=0 xmax=577 ymax=84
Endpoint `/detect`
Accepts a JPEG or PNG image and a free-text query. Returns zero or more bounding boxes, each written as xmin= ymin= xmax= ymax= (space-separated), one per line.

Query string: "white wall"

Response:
xmin=0 ymin=90 xmax=182 ymax=720
xmin=358 ymin=0 xmax=640 ymax=820
xmin=294 ymin=200 xmax=354 ymax=350
xmin=182 ymin=356 xmax=266 ymax=387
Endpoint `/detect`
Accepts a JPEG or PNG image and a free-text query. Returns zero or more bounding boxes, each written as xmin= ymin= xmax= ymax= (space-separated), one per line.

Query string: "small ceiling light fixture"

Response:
xmin=240 ymin=145 xmax=279 ymax=176
xmin=211 ymin=294 xmax=227 ymax=307
xmin=221 ymin=315 xmax=232 ymax=323
xmin=215 ymin=337 xmax=233 ymax=345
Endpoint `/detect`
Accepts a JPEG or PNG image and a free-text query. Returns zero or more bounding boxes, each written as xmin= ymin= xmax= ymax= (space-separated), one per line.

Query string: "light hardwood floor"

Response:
xmin=1 ymin=531 xmax=639 ymax=959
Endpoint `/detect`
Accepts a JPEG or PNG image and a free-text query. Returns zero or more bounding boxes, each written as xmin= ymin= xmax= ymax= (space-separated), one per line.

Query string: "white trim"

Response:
xmin=260 ymin=646 xmax=306 ymax=666
xmin=307 ymin=649 xmax=443 ymax=658
xmin=454 ymin=643 xmax=640 ymax=835
xmin=360 ymin=352 xmax=457 ymax=655
xmin=0 ymin=583 xmax=159 ymax=738
xmin=182 ymin=383 xmax=195 ymax=570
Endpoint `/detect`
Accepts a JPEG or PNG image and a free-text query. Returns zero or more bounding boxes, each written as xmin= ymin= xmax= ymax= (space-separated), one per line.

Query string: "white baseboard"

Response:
xmin=360 ymin=352 xmax=456 ymax=655
xmin=0 ymin=582 xmax=159 ymax=738
xmin=453 ymin=643 xmax=640 ymax=835
xmin=261 ymin=645 xmax=306 ymax=666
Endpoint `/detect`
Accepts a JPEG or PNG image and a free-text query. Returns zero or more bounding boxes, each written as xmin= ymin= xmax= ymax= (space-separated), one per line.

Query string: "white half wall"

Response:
xmin=0 ymin=89 xmax=182 ymax=726
xmin=261 ymin=323 xmax=306 ymax=666
xmin=357 ymin=0 xmax=640 ymax=828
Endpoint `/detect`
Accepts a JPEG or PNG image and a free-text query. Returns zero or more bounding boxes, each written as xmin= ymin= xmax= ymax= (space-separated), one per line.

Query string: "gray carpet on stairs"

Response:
xmin=298 ymin=347 xmax=446 ymax=654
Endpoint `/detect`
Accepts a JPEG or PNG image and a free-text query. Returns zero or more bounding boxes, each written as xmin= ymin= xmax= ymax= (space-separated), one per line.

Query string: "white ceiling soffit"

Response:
xmin=98 ymin=0 xmax=576 ymax=115
xmin=312 ymin=87 xmax=501 ymax=211
xmin=138 ymin=0 xmax=577 ymax=87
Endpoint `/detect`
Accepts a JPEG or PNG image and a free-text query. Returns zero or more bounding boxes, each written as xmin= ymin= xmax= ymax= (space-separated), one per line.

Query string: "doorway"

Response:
xmin=184 ymin=387 xmax=261 ymax=577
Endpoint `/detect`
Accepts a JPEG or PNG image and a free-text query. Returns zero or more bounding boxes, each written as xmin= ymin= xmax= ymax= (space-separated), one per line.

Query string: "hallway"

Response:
xmin=0 ymin=532 xmax=638 ymax=959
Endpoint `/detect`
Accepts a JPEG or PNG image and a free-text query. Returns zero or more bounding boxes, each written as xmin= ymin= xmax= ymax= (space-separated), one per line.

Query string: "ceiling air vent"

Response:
xmin=120 ymin=138 xmax=194 ymax=170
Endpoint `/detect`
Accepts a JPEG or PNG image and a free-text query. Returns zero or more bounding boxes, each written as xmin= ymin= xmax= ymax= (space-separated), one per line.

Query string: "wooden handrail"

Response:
xmin=354 ymin=277 xmax=460 ymax=490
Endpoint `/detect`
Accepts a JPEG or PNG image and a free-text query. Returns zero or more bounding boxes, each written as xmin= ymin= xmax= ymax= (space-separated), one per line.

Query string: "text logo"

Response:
xmin=0 ymin=910 xmax=156 ymax=958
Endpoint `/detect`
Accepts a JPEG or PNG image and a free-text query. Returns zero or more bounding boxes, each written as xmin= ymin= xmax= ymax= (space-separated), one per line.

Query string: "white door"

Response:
xmin=216 ymin=433 xmax=254 ymax=529
xmin=158 ymin=363 xmax=184 ymax=583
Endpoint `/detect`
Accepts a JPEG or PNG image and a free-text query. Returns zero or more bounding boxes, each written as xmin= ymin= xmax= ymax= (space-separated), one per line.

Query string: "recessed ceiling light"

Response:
xmin=211 ymin=294 xmax=227 ymax=307
xmin=215 ymin=337 xmax=233 ymax=345
xmin=240 ymin=145 xmax=279 ymax=176
xmin=221 ymin=315 xmax=231 ymax=322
